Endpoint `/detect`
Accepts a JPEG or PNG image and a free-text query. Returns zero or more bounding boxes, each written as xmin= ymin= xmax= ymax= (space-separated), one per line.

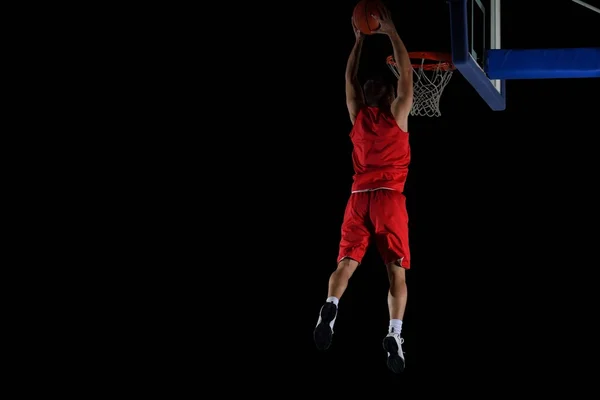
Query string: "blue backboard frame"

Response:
xmin=448 ymin=0 xmax=506 ymax=111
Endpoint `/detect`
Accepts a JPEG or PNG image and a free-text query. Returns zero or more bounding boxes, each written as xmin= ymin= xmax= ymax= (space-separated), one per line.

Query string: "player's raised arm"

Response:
xmin=345 ymin=19 xmax=366 ymax=125
xmin=373 ymin=6 xmax=413 ymax=130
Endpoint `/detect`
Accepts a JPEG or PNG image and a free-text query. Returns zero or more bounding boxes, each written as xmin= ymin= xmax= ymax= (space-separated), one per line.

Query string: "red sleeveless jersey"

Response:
xmin=350 ymin=106 xmax=411 ymax=192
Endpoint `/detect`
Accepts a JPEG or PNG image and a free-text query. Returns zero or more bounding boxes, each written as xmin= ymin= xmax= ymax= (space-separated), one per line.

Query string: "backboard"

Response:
xmin=449 ymin=0 xmax=506 ymax=111
xmin=448 ymin=0 xmax=600 ymax=112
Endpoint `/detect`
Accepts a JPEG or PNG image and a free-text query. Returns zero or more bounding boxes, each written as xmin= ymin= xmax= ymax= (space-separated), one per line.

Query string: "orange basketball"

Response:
xmin=352 ymin=0 xmax=382 ymax=35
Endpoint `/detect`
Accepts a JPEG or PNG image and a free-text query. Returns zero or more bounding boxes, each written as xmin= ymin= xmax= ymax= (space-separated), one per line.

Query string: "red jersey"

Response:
xmin=350 ymin=106 xmax=411 ymax=192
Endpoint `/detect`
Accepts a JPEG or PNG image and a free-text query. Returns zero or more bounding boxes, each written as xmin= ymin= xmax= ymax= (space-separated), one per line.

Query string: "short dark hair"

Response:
xmin=363 ymin=78 xmax=394 ymax=106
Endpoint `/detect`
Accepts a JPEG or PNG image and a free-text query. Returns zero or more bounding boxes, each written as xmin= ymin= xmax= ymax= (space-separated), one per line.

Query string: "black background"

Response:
xmin=107 ymin=0 xmax=600 ymax=395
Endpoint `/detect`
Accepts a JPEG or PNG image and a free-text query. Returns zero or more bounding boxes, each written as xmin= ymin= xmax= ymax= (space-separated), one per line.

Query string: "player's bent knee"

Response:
xmin=337 ymin=257 xmax=359 ymax=275
xmin=386 ymin=261 xmax=406 ymax=280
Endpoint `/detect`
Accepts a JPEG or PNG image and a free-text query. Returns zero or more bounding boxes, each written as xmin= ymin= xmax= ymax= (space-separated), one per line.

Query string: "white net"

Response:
xmin=387 ymin=56 xmax=454 ymax=117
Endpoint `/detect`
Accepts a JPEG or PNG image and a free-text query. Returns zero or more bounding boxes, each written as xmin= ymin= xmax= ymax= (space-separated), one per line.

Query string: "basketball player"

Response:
xmin=313 ymin=5 xmax=413 ymax=374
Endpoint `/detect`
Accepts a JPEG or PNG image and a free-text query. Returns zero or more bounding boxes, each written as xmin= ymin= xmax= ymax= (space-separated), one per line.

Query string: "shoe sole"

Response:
xmin=383 ymin=336 xmax=405 ymax=373
xmin=313 ymin=302 xmax=336 ymax=351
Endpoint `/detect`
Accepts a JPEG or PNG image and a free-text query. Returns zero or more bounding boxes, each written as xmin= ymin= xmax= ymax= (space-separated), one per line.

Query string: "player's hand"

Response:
xmin=351 ymin=17 xmax=364 ymax=39
xmin=371 ymin=5 xmax=397 ymax=35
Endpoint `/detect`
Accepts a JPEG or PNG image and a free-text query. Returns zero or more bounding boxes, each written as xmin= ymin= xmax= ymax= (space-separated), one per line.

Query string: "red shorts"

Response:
xmin=338 ymin=189 xmax=410 ymax=269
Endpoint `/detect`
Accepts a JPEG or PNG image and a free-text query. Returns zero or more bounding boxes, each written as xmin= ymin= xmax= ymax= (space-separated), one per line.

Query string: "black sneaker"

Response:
xmin=383 ymin=332 xmax=405 ymax=373
xmin=313 ymin=302 xmax=337 ymax=351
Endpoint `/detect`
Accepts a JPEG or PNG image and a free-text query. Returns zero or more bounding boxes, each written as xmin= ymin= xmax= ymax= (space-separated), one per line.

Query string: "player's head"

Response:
xmin=363 ymin=78 xmax=395 ymax=107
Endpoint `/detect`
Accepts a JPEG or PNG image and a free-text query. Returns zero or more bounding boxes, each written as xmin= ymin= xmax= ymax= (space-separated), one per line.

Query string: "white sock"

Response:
xmin=326 ymin=296 xmax=339 ymax=306
xmin=389 ymin=319 xmax=403 ymax=334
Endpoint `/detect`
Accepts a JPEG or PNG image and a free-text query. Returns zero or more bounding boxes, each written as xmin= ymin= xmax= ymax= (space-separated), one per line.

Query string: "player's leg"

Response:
xmin=372 ymin=189 xmax=410 ymax=372
xmin=387 ymin=262 xmax=408 ymax=321
xmin=383 ymin=262 xmax=407 ymax=373
xmin=314 ymin=257 xmax=359 ymax=351
xmin=314 ymin=192 xmax=370 ymax=351
xmin=328 ymin=257 xmax=359 ymax=300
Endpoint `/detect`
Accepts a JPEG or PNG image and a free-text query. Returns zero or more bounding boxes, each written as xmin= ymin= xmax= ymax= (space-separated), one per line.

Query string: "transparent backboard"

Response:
xmin=448 ymin=0 xmax=600 ymax=111
xmin=449 ymin=0 xmax=506 ymax=110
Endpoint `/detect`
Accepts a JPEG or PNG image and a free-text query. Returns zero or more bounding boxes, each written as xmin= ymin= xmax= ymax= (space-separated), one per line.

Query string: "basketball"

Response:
xmin=352 ymin=0 xmax=382 ymax=35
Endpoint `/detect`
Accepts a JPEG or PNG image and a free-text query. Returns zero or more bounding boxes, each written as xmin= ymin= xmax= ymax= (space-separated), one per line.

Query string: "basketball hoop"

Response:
xmin=387 ymin=52 xmax=455 ymax=117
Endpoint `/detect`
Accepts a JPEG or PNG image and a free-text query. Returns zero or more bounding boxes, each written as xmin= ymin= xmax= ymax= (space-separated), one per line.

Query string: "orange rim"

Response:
xmin=387 ymin=52 xmax=455 ymax=71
